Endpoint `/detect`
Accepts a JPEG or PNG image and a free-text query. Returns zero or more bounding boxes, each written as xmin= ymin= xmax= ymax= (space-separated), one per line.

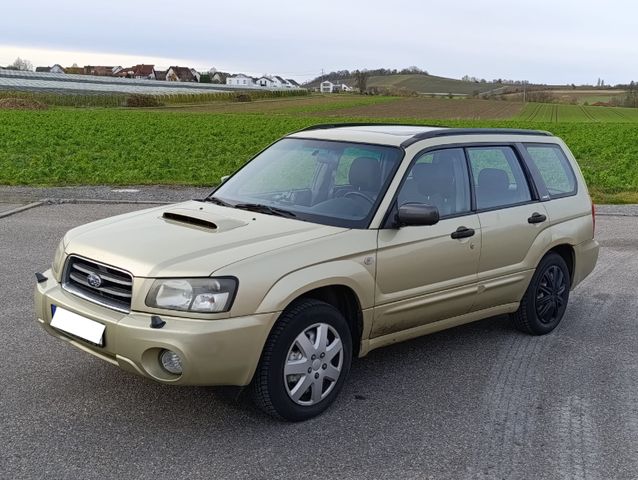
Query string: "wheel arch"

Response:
xmin=291 ymin=285 xmax=364 ymax=356
xmin=540 ymin=243 xmax=575 ymax=284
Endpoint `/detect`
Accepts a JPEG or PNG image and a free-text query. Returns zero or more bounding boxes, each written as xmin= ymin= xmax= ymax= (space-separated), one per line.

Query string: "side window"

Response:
xmin=396 ymin=148 xmax=470 ymax=217
xmin=467 ymin=146 xmax=532 ymax=210
xmin=524 ymin=144 xmax=577 ymax=197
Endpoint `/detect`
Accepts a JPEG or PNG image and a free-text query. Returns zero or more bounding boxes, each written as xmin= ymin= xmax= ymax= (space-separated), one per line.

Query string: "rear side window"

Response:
xmin=524 ymin=144 xmax=577 ymax=198
xmin=467 ymin=146 xmax=532 ymax=210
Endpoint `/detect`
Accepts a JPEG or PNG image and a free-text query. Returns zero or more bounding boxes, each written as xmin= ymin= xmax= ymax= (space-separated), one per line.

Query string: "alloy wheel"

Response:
xmin=535 ymin=265 xmax=567 ymax=324
xmin=283 ymin=323 xmax=343 ymax=406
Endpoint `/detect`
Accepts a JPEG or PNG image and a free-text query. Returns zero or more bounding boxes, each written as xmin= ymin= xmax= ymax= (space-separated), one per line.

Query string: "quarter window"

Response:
xmin=396 ymin=148 xmax=470 ymax=217
xmin=524 ymin=144 xmax=577 ymax=197
xmin=467 ymin=146 xmax=532 ymax=210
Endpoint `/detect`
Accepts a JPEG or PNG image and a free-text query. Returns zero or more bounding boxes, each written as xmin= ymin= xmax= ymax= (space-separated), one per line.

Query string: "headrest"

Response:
xmin=413 ymin=162 xmax=452 ymax=196
xmin=478 ymin=168 xmax=509 ymax=191
xmin=349 ymin=157 xmax=381 ymax=191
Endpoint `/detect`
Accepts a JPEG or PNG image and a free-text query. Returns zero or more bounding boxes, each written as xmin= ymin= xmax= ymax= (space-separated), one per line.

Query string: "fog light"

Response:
xmin=159 ymin=349 xmax=183 ymax=375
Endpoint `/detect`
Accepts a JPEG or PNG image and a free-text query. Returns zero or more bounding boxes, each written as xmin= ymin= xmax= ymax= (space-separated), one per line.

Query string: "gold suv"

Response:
xmin=35 ymin=125 xmax=599 ymax=421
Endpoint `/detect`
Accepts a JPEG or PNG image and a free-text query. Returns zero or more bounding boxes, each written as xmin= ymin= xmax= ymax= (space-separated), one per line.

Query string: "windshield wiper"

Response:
xmin=233 ymin=203 xmax=297 ymax=218
xmin=196 ymin=196 xmax=234 ymax=207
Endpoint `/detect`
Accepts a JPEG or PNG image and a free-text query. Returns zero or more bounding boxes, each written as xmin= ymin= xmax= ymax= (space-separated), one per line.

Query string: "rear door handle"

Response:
xmin=451 ymin=226 xmax=475 ymax=239
xmin=528 ymin=212 xmax=547 ymax=224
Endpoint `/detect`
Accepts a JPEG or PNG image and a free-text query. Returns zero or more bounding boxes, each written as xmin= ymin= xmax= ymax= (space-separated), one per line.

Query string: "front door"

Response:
xmin=373 ymin=148 xmax=481 ymax=338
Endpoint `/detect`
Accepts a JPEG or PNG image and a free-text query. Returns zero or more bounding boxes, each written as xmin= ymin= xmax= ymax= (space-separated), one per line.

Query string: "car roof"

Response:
xmin=288 ymin=123 xmax=553 ymax=148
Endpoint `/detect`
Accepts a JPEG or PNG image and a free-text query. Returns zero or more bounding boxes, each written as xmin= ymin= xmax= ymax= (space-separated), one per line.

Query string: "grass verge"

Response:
xmin=0 ymin=107 xmax=637 ymax=203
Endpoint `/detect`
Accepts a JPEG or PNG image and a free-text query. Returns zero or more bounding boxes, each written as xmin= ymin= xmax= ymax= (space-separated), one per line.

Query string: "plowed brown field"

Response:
xmin=328 ymin=97 xmax=524 ymax=119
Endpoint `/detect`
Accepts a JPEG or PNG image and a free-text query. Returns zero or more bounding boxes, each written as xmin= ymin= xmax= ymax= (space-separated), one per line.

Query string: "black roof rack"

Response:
xmin=294 ymin=122 xmax=443 ymax=133
xmin=291 ymin=123 xmax=553 ymax=147
xmin=400 ymin=128 xmax=553 ymax=147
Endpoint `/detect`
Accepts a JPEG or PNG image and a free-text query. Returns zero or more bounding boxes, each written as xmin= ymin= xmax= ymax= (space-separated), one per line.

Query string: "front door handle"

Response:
xmin=528 ymin=212 xmax=547 ymax=224
xmin=451 ymin=226 xmax=475 ymax=239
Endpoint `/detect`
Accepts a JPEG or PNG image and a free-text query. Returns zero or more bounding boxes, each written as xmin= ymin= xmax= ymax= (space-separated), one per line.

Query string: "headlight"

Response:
xmin=145 ymin=277 xmax=238 ymax=313
xmin=51 ymin=238 xmax=66 ymax=278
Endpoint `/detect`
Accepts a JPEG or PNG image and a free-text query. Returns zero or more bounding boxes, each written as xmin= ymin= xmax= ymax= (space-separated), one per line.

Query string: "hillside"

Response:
xmin=306 ymin=73 xmax=502 ymax=95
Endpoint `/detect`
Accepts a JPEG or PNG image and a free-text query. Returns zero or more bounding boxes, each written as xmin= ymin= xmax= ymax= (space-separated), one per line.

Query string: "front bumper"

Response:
xmin=34 ymin=270 xmax=278 ymax=386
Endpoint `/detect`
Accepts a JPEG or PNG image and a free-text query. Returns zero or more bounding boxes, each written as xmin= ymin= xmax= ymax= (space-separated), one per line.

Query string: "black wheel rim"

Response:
xmin=535 ymin=265 xmax=567 ymax=324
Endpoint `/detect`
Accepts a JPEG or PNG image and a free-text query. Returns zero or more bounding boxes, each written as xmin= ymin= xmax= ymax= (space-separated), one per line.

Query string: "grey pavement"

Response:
xmin=0 ymin=203 xmax=22 ymax=214
xmin=0 ymin=203 xmax=637 ymax=480
xmin=596 ymin=204 xmax=638 ymax=216
xmin=0 ymin=185 xmax=211 ymax=204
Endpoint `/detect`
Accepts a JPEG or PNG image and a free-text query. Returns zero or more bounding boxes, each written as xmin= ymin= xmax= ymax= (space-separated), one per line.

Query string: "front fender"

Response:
xmin=255 ymin=259 xmax=375 ymax=314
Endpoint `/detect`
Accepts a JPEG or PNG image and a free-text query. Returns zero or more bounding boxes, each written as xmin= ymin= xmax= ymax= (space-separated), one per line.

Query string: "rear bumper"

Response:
xmin=35 ymin=270 xmax=278 ymax=386
xmin=572 ymin=239 xmax=600 ymax=288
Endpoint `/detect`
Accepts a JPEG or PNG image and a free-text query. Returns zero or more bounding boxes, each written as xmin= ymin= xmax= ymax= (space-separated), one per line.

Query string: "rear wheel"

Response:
xmin=512 ymin=252 xmax=571 ymax=335
xmin=252 ymin=299 xmax=352 ymax=421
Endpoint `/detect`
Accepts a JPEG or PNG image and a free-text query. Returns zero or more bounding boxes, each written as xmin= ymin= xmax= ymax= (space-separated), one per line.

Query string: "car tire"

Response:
xmin=512 ymin=252 xmax=571 ymax=335
xmin=252 ymin=298 xmax=352 ymax=421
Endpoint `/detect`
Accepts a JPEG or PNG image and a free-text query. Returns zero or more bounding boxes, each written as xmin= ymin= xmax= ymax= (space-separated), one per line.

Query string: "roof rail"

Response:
xmin=400 ymin=128 xmax=553 ymax=147
xmin=294 ymin=122 xmax=443 ymax=133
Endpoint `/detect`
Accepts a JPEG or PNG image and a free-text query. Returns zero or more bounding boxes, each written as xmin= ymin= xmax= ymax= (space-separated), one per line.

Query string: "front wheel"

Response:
xmin=252 ymin=299 xmax=352 ymax=421
xmin=512 ymin=252 xmax=571 ymax=335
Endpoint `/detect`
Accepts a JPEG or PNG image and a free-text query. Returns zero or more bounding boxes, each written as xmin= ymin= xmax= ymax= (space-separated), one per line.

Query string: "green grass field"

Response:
xmin=517 ymin=103 xmax=638 ymax=123
xmin=1 ymin=98 xmax=638 ymax=203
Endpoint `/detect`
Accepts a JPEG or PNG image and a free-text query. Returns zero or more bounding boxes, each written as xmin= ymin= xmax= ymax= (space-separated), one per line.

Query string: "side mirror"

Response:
xmin=396 ymin=203 xmax=439 ymax=227
xmin=220 ymin=175 xmax=230 ymax=183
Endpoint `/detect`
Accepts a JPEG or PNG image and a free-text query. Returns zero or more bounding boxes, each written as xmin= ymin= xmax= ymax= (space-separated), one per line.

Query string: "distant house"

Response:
xmin=286 ymin=78 xmax=301 ymax=88
xmin=320 ymin=81 xmax=334 ymax=93
xmin=154 ymin=69 xmax=167 ymax=81
xmin=166 ymin=66 xmax=198 ymax=82
xmin=273 ymin=76 xmax=288 ymax=88
xmin=320 ymin=80 xmax=352 ymax=93
xmin=36 ymin=64 xmax=65 ymax=74
xmin=116 ymin=64 xmax=156 ymax=79
xmin=255 ymin=76 xmax=275 ymax=88
xmin=132 ymin=64 xmax=155 ymax=79
xmin=190 ymin=68 xmax=201 ymax=82
xmin=211 ymin=72 xmax=229 ymax=84
xmin=257 ymin=76 xmax=292 ymax=88
xmin=227 ymin=74 xmax=255 ymax=87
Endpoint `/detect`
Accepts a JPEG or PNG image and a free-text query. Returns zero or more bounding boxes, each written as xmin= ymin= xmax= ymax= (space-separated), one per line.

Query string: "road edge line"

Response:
xmin=0 ymin=201 xmax=44 ymax=219
xmin=42 ymin=198 xmax=173 ymax=205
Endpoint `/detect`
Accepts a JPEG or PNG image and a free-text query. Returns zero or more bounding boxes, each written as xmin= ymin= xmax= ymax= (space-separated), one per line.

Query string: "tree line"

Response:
xmin=309 ymin=66 xmax=428 ymax=84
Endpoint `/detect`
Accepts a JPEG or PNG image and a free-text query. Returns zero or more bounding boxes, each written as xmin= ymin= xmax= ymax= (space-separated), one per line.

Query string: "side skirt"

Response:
xmin=358 ymin=302 xmax=519 ymax=356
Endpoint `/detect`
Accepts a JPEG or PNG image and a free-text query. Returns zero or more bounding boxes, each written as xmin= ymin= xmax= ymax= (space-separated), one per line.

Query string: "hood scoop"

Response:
xmin=162 ymin=208 xmax=248 ymax=232
xmin=163 ymin=211 xmax=217 ymax=229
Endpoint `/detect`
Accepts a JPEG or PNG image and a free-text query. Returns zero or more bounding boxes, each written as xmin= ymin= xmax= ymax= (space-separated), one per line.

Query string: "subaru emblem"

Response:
xmin=87 ymin=273 xmax=103 ymax=288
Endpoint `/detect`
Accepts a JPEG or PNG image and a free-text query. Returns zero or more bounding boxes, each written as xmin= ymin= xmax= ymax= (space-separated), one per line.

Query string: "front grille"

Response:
xmin=62 ymin=255 xmax=133 ymax=313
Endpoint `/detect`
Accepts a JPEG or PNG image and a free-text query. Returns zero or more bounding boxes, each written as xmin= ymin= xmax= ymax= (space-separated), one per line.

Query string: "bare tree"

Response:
xmin=354 ymin=69 xmax=369 ymax=94
xmin=8 ymin=57 xmax=33 ymax=71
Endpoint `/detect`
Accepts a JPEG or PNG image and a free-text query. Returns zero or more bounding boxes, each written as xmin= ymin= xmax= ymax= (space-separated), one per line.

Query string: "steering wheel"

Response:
xmin=344 ymin=191 xmax=375 ymax=204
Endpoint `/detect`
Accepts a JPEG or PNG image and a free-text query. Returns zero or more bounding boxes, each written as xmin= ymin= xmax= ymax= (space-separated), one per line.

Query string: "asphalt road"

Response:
xmin=1 ymin=203 xmax=636 ymax=480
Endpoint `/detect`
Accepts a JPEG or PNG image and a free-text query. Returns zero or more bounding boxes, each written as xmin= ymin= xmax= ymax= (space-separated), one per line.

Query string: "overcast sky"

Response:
xmin=1 ymin=0 xmax=636 ymax=85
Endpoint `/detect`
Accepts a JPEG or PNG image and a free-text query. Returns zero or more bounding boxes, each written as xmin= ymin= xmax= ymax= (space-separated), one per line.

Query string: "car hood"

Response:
xmin=63 ymin=201 xmax=347 ymax=278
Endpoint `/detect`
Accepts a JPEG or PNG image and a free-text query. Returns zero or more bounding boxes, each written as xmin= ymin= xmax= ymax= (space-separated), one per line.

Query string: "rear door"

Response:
xmin=373 ymin=148 xmax=481 ymax=338
xmin=466 ymin=145 xmax=550 ymax=311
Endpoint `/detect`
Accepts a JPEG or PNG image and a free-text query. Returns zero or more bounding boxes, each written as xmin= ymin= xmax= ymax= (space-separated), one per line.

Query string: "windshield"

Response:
xmin=211 ymin=138 xmax=404 ymax=228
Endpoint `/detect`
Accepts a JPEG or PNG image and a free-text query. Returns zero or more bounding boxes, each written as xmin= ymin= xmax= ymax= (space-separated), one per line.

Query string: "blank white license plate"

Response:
xmin=50 ymin=306 xmax=105 ymax=346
